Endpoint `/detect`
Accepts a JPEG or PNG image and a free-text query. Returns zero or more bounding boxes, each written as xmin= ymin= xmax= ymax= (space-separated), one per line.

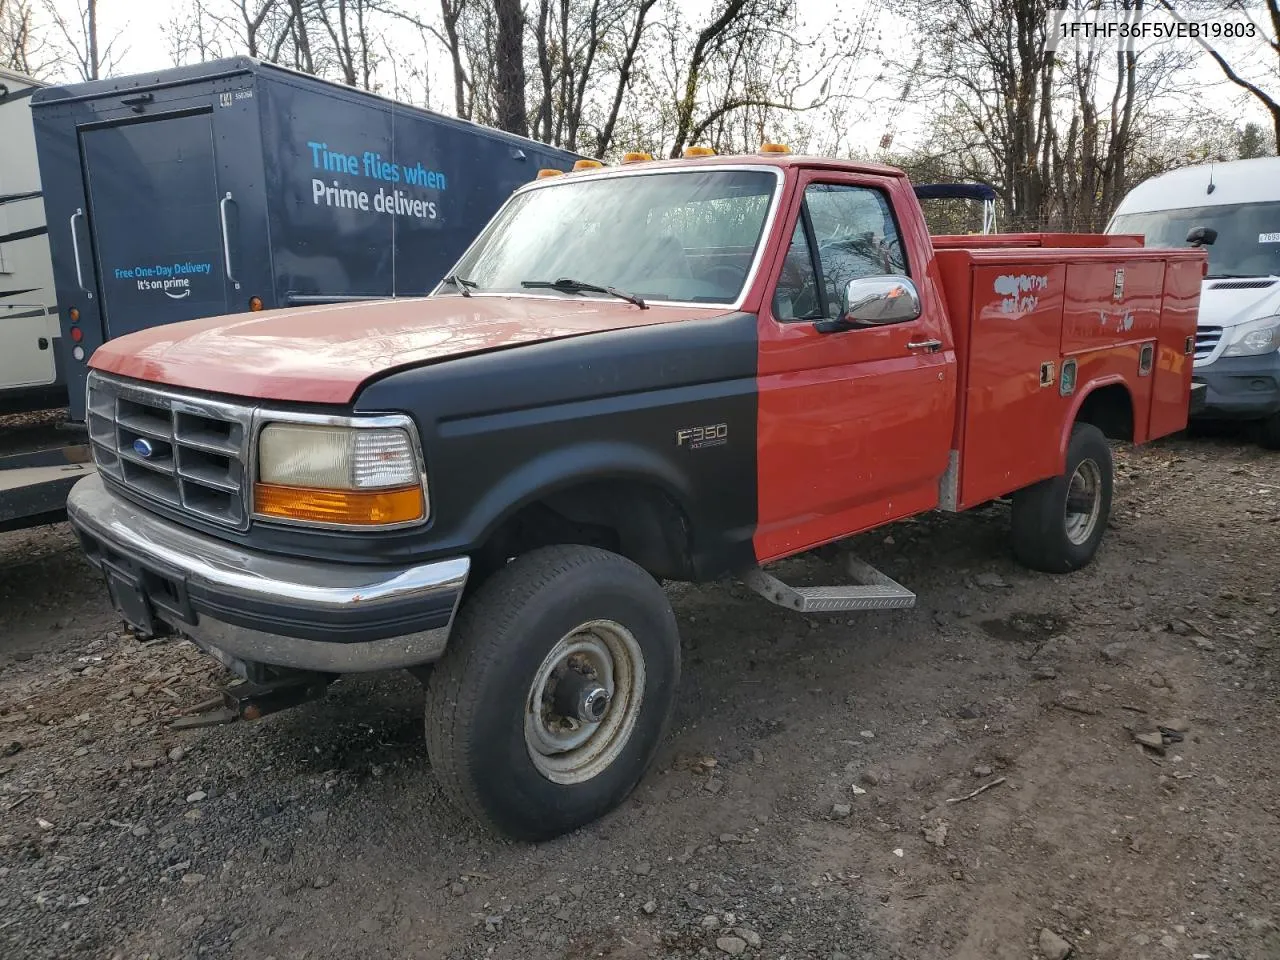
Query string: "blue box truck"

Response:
xmin=29 ymin=57 xmax=582 ymax=424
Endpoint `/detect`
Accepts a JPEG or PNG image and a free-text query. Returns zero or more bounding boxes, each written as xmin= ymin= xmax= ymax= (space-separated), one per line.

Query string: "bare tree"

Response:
xmin=283 ymin=0 xmax=316 ymax=72
xmin=592 ymin=0 xmax=656 ymax=157
xmin=492 ymin=0 xmax=527 ymax=134
xmin=311 ymin=0 xmax=380 ymax=89
xmin=42 ymin=0 xmax=125 ymax=80
xmin=458 ymin=2 xmax=499 ymax=125
xmin=205 ymin=0 xmax=302 ymax=65
xmin=897 ymin=0 xmax=1059 ymax=225
xmin=224 ymin=0 xmax=278 ymax=58
xmin=1156 ymin=0 xmax=1280 ymax=147
xmin=528 ymin=0 xmax=658 ymax=154
xmin=438 ymin=0 xmax=470 ymax=117
xmin=1 ymin=0 xmax=55 ymax=76
xmin=378 ymin=0 xmax=473 ymax=116
xmin=626 ymin=0 xmax=871 ymax=159
xmin=897 ymin=0 xmax=1192 ymax=230
xmin=165 ymin=0 xmax=223 ymax=66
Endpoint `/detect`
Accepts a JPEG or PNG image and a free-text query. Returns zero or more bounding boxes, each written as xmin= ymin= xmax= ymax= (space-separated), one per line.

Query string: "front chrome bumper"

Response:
xmin=66 ymin=474 xmax=469 ymax=673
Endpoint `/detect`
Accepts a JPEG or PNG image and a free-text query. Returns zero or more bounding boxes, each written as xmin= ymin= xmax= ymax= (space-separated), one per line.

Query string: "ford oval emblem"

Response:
xmin=133 ymin=438 xmax=155 ymax=459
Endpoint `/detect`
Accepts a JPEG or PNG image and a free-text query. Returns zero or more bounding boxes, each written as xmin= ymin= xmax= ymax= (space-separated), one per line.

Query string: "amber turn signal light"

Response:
xmin=69 ymin=307 xmax=80 ymax=322
xmin=254 ymin=483 xmax=424 ymax=526
xmin=249 ymin=296 xmax=264 ymax=311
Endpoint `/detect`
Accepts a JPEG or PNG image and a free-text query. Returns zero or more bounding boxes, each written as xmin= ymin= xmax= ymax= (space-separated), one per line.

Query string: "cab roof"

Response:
xmin=533 ymin=152 xmax=910 ymax=184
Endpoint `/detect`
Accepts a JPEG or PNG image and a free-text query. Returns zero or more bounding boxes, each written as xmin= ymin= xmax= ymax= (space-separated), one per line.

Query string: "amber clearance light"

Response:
xmin=253 ymin=420 xmax=427 ymax=527
xmin=254 ymin=483 xmax=423 ymax=526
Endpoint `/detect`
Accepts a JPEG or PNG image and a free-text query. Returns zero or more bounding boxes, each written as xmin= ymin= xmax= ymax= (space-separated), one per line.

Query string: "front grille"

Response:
xmin=1194 ymin=326 xmax=1222 ymax=361
xmin=86 ymin=371 xmax=253 ymax=530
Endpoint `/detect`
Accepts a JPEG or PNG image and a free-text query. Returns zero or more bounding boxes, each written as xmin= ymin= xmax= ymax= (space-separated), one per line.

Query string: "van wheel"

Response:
xmin=1259 ymin=413 xmax=1280 ymax=450
xmin=424 ymin=545 xmax=680 ymax=841
xmin=1010 ymin=423 xmax=1113 ymax=573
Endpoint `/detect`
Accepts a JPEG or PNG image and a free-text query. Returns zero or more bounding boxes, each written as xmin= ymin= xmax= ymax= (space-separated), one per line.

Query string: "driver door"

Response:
xmin=754 ymin=171 xmax=957 ymax=562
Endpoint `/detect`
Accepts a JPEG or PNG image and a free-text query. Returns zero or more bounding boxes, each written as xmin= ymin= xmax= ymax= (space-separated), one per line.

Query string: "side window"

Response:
xmin=805 ymin=184 xmax=908 ymax=319
xmin=772 ymin=216 xmax=822 ymax=320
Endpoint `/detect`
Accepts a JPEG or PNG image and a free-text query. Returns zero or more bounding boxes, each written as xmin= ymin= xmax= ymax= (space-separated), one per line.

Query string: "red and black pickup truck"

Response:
xmin=64 ymin=147 xmax=1206 ymax=840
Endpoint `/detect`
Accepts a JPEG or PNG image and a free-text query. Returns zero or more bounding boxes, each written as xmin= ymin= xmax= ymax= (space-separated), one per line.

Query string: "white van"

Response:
xmin=0 ymin=66 xmax=61 ymax=414
xmin=1106 ymin=157 xmax=1280 ymax=447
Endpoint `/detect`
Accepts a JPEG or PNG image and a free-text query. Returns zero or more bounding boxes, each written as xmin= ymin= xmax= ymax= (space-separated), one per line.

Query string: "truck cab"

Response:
xmin=64 ymin=147 xmax=1204 ymax=841
xmin=1106 ymin=157 xmax=1280 ymax=446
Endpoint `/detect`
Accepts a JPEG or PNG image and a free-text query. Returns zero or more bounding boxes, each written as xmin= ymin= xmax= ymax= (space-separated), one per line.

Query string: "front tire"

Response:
xmin=424 ymin=545 xmax=681 ymax=841
xmin=1010 ymin=423 xmax=1113 ymax=573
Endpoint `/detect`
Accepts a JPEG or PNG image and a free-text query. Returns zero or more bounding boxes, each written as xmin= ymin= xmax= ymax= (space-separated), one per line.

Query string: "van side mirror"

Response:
xmin=815 ymin=276 xmax=921 ymax=333
xmin=1186 ymin=226 xmax=1217 ymax=246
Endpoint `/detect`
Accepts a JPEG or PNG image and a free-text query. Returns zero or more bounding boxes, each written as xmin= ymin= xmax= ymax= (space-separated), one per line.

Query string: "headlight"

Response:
xmin=1221 ymin=316 xmax=1280 ymax=358
xmin=253 ymin=420 xmax=427 ymax=527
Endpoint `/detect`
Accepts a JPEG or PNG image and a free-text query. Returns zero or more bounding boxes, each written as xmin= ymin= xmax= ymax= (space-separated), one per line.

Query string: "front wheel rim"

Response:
xmin=1064 ymin=458 xmax=1103 ymax=545
xmin=524 ymin=620 xmax=646 ymax=785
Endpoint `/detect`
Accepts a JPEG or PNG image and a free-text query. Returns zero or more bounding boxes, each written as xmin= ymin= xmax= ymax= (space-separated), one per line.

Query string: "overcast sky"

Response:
xmin=44 ymin=0 xmax=1279 ymax=154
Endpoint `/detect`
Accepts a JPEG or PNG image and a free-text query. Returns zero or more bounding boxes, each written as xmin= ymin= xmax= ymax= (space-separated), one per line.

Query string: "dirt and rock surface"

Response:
xmin=2 ymin=431 xmax=1278 ymax=960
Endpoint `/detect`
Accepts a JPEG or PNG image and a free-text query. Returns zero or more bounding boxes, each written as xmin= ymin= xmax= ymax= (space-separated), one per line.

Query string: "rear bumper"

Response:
xmin=66 ymin=474 xmax=469 ymax=673
xmin=1192 ymin=351 xmax=1280 ymax=420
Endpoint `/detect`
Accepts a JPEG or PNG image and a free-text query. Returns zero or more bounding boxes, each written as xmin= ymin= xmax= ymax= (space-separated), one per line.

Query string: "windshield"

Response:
xmin=446 ymin=168 xmax=779 ymax=304
xmin=1109 ymin=200 xmax=1280 ymax=278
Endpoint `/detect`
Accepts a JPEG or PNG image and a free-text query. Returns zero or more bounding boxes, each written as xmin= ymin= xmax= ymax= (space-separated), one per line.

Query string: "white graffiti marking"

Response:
xmin=1097 ymin=309 xmax=1135 ymax=331
xmin=994 ymin=274 xmax=1048 ymax=316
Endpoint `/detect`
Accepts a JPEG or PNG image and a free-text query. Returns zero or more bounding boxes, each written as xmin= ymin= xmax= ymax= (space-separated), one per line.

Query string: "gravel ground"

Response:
xmin=1 ymin=432 xmax=1278 ymax=960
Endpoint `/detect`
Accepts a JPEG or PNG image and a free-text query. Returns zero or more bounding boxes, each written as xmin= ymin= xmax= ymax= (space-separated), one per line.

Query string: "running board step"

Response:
xmin=741 ymin=556 xmax=916 ymax=613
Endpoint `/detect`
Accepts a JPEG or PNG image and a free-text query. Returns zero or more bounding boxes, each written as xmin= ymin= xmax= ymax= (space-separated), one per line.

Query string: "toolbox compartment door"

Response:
xmin=1148 ymin=257 xmax=1201 ymax=439
xmin=958 ymin=263 xmax=1068 ymax=508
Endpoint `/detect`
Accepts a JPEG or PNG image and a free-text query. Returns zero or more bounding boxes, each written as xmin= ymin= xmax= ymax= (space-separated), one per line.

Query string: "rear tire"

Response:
xmin=1010 ymin=423 xmax=1113 ymax=573
xmin=424 ymin=545 xmax=681 ymax=841
xmin=1259 ymin=413 xmax=1280 ymax=450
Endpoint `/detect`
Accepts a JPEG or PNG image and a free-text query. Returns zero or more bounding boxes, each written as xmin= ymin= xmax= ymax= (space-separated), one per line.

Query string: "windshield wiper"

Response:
xmin=521 ymin=277 xmax=648 ymax=309
xmin=441 ymin=274 xmax=477 ymax=297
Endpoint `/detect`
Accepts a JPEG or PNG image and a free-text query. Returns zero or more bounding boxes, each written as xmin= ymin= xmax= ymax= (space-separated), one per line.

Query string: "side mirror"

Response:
xmin=1186 ymin=226 xmax=1217 ymax=246
xmin=815 ymin=276 xmax=922 ymax=333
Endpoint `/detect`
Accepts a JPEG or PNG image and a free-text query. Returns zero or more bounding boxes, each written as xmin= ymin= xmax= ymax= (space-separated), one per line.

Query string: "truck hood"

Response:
xmin=89 ymin=295 xmax=724 ymax=403
xmin=1197 ymin=277 xmax=1280 ymax=329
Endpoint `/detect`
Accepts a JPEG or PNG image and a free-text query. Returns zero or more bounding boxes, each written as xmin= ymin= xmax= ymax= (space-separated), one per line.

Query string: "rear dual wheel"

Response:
xmin=1011 ymin=422 xmax=1114 ymax=573
xmin=424 ymin=545 xmax=681 ymax=841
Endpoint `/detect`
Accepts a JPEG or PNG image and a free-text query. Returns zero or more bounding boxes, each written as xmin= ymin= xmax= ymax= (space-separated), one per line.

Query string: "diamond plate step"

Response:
xmin=741 ymin=556 xmax=916 ymax=613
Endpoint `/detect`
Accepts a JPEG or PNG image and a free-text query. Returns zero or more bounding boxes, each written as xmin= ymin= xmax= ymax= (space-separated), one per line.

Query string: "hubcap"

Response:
xmin=1064 ymin=458 xmax=1103 ymax=545
xmin=525 ymin=620 xmax=646 ymax=785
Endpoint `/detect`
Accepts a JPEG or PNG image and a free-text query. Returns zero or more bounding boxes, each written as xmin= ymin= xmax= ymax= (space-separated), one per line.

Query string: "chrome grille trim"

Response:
xmin=86 ymin=370 xmax=253 ymax=531
xmin=1194 ymin=326 xmax=1222 ymax=361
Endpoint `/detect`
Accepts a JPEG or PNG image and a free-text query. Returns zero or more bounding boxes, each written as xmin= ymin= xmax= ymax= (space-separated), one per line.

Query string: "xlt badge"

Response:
xmin=676 ymin=423 xmax=728 ymax=450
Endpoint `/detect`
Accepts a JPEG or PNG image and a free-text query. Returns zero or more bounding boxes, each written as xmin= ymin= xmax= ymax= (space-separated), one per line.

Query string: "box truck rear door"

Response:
xmin=80 ymin=112 xmax=231 ymax=338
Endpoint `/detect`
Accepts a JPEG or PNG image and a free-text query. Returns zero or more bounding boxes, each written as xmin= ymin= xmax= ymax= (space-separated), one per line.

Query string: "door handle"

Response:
xmin=907 ymin=338 xmax=942 ymax=352
xmin=70 ymin=208 xmax=93 ymax=300
xmin=219 ymin=192 xmax=240 ymax=289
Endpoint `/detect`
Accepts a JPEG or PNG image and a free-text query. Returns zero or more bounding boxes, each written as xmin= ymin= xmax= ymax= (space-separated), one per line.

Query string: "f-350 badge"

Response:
xmin=676 ymin=423 xmax=728 ymax=450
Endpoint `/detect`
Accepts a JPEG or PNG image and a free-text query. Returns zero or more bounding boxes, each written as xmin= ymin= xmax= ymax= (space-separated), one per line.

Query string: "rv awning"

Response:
xmin=913 ymin=183 xmax=997 ymax=202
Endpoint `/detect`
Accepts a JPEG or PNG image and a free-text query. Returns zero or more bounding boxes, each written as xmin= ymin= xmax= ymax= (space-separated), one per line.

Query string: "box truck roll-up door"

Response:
xmin=81 ymin=112 xmax=230 ymax=338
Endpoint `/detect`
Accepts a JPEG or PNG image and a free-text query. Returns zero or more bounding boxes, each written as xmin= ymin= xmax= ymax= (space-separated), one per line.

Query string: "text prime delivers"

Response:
xmin=308 ymin=141 xmax=446 ymax=220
